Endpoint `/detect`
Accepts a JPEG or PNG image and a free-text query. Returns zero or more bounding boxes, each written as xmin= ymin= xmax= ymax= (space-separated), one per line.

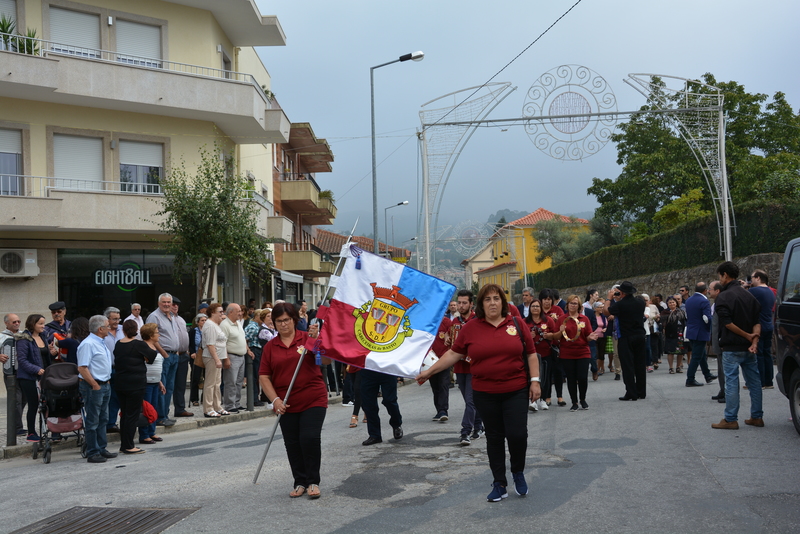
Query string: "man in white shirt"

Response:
xmin=220 ymin=303 xmax=253 ymax=413
xmin=103 ymin=307 xmax=124 ymax=433
xmin=124 ymin=303 xmax=144 ymax=336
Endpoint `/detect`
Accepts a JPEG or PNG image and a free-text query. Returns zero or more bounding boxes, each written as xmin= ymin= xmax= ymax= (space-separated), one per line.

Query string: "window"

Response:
xmin=119 ymin=140 xmax=162 ymax=194
xmin=783 ymin=244 xmax=800 ymax=303
xmin=0 ymin=128 xmax=21 ymax=196
xmin=116 ymin=20 xmax=161 ymax=68
xmin=0 ymin=0 xmax=16 ymax=22
xmin=53 ymin=134 xmax=103 ymax=190
xmin=49 ymin=7 xmax=100 ymax=58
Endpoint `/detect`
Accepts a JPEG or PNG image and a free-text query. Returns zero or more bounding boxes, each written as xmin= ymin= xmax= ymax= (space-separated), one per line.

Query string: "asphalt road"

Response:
xmin=2 ymin=364 xmax=799 ymax=534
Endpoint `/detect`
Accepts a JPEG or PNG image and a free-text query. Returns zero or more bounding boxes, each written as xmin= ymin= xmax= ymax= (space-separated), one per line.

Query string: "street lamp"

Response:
xmin=371 ymin=51 xmax=424 ymax=254
xmin=384 ymin=200 xmax=409 ymax=258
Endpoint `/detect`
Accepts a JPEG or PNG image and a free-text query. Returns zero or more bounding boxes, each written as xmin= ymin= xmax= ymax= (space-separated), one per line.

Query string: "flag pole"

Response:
xmin=253 ymin=218 xmax=359 ymax=484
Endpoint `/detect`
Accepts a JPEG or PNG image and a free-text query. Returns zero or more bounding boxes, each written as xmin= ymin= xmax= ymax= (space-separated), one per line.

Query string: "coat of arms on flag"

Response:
xmin=316 ymin=245 xmax=455 ymax=378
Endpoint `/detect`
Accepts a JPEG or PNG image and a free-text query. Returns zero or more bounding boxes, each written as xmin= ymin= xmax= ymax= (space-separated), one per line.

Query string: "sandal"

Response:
xmin=307 ymin=484 xmax=321 ymax=499
xmin=192 ymin=401 xmax=200 ymax=406
xmin=204 ymin=411 xmax=220 ymax=418
xmin=362 ymin=416 xmax=367 ymax=423
xmin=290 ymin=485 xmax=306 ymax=498
xmin=349 ymin=416 xmax=358 ymax=428
xmin=676 ymin=367 xmax=683 ymax=373
xmin=151 ymin=436 xmax=163 ymax=442
xmin=121 ymin=448 xmax=146 ymax=455
xmin=219 ymin=410 xmax=230 ymax=416
xmin=139 ymin=438 xmax=155 ymax=444
xmin=669 ymin=368 xmax=675 ymax=374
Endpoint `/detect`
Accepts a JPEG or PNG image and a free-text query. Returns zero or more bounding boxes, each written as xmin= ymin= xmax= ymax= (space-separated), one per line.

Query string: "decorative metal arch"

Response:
xmin=626 ymin=74 xmax=734 ymax=260
xmin=418 ymin=82 xmax=517 ymax=273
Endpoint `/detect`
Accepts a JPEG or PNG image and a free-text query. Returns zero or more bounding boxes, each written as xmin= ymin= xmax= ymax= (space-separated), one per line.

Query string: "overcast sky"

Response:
xmin=254 ymin=0 xmax=799 ymax=245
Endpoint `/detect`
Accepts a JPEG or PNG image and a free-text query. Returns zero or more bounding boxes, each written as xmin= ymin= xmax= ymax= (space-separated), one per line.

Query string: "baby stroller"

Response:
xmin=32 ymin=362 xmax=85 ymax=464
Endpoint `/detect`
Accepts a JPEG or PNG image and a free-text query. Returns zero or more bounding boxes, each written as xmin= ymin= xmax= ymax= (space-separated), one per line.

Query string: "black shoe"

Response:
xmin=569 ymin=404 xmax=579 ymax=412
xmin=580 ymin=400 xmax=589 ymax=410
xmin=393 ymin=426 xmax=403 ymax=440
xmin=362 ymin=436 xmax=382 ymax=446
xmin=471 ymin=429 xmax=484 ymax=440
xmin=156 ymin=418 xmax=176 ymax=427
xmin=614 ymin=374 xmax=621 ymax=381
xmin=99 ymin=450 xmax=118 ymax=459
xmin=712 ymin=393 xmax=724 ymax=400
xmin=686 ymin=380 xmax=704 ymax=387
xmin=460 ymin=434 xmax=471 ymax=446
xmin=705 ymin=375 xmax=718 ymax=383
xmin=227 ymin=408 xmax=240 ymax=414
xmin=253 ymin=400 xmax=265 ymax=407
xmin=619 ymin=395 xmax=638 ymax=401
xmin=234 ymin=406 xmax=247 ymax=412
xmin=717 ymin=397 xmax=726 ymax=403
xmin=106 ymin=425 xmax=120 ymax=433
xmin=87 ymin=454 xmax=107 ymax=463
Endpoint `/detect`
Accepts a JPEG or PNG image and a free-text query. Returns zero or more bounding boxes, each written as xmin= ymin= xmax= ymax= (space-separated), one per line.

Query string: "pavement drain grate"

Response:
xmin=10 ymin=506 xmax=199 ymax=534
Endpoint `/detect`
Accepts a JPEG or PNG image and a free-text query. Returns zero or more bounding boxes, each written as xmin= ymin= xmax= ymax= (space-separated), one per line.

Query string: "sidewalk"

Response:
xmin=1 ymin=384 xmax=344 ymax=460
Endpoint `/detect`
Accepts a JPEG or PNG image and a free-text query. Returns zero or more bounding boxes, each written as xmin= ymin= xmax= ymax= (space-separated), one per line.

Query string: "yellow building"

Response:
xmin=473 ymin=208 xmax=589 ymax=295
xmin=0 ymin=0 xmax=328 ymax=320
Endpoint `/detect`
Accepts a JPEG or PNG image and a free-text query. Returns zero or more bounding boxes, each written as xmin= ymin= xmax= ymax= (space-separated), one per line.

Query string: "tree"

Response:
xmin=494 ymin=216 xmax=507 ymax=230
xmin=589 ymin=74 xmax=800 ymax=237
xmin=152 ymin=146 xmax=273 ymax=304
xmin=652 ymin=188 xmax=712 ymax=233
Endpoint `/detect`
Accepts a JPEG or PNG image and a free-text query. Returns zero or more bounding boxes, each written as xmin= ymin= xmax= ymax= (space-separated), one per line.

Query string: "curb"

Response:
xmin=3 ymin=393 xmax=346 ymax=460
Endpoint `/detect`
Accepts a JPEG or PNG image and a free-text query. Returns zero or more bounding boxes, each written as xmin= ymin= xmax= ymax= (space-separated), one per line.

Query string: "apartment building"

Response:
xmin=0 ymin=0 xmax=297 ymax=320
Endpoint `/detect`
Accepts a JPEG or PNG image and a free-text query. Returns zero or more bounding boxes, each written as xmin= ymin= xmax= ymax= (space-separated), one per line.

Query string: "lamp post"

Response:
xmin=371 ymin=51 xmax=424 ymax=254
xmin=384 ymin=200 xmax=409 ymax=258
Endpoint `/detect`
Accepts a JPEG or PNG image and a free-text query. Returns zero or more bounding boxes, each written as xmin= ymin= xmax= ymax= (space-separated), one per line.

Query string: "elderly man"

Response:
xmin=124 ymin=303 xmax=144 ymax=335
xmin=2 ymin=313 xmax=26 ymax=437
xmin=171 ymin=297 xmax=193 ymax=417
xmin=77 ymin=315 xmax=117 ymax=463
xmin=220 ymin=303 xmax=252 ymax=413
xmin=712 ymin=261 xmax=763 ymax=429
xmin=517 ymin=287 xmax=534 ymax=319
xmin=684 ymin=283 xmax=717 ymax=387
xmin=102 ymin=307 xmax=124 ymax=433
xmin=44 ymin=301 xmax=71 ymax=344
xmin=146 ymin=293 xmax=182 ymax=426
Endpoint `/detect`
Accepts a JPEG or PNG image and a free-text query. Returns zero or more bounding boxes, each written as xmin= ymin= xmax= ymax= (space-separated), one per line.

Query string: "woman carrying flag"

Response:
xmin=417 ymin=283 xmax=540 ymax=502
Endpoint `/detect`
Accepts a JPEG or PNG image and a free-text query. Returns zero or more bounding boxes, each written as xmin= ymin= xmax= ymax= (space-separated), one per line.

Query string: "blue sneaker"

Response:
xmin=487 ymin=481 xmax=508 ymax=502
xmin=26 ymin=433 xmax=40 ymax=442
xmin=512 ymin=472 xmax=528 ymax=496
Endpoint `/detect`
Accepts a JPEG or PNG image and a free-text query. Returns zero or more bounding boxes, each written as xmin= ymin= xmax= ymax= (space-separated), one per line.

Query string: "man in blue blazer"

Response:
xmin=684 ymin=282 xmax=717 ymax=387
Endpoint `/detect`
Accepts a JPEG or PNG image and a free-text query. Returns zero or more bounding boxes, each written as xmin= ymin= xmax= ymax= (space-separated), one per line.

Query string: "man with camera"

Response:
xmin=606 ymin=281 xmax=647 ymax=400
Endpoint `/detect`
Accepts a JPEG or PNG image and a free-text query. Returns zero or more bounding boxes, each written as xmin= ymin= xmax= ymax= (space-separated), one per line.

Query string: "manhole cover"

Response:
xmin=10 ymin=506 xmax=199 ymax=534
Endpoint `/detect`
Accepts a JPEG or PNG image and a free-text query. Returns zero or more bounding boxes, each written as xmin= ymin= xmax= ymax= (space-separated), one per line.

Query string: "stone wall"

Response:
xmin=556 ymin=253 xmax=784 ymax=300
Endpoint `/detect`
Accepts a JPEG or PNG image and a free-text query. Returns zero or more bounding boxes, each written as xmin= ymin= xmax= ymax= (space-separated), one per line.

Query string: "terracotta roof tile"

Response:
xmin=475 ymin=261 xmax=517 ymax=274
xmin=316 ymin=229 xmax=410 ymax=257
xmin=507 ymin=208 xmax=589 ymax=226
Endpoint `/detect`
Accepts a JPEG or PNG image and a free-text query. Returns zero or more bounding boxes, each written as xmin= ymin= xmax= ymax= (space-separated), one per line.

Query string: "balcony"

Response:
xmin=279 ymin=174 xmax=337 ymax=225
xmin=282 ymin=243 xmax=335 ymax=277
xmin=0 ymin=34 xmax=290 ymax=144
xmin=0 ymin=175 xmax=164 ymax=235
xmin=243 ymin=191 xmax=293 ymax=242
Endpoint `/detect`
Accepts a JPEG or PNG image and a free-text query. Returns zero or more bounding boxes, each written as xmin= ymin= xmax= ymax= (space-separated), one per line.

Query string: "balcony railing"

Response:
xmin=242 ymin=190 xmax=274 ymax=215
xmin=0 ymin=31 xmax=272 ymax=108
xmin=284 ymin=241 xmax=332 ymax=262
xmin=280 ymin=171 xmax=321 ymax=191
xmin=0 ymin=174 xmax=163 ymax=197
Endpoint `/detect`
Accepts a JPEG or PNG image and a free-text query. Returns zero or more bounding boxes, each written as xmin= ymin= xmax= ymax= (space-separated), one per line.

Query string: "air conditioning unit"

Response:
xmin=0 ymin=249 xmax=40 ymax=278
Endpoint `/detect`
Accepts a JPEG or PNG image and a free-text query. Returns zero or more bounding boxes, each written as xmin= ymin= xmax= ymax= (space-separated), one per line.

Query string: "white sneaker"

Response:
xmin=528 ymin=401 xmax=538 ymax=412
xmin=538 ymin=399 xmax=549 ymax=411
xmin=342 ymin=401 xmax=354 ymax=406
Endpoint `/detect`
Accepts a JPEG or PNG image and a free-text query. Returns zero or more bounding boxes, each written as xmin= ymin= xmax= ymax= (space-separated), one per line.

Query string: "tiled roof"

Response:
xmin=316 ymin=229 xmax=410 ymax=258
xmin=507 ymin=208 xmax=590 ymax=226
xmin=475 ymin=261 xmax=517 ymax=275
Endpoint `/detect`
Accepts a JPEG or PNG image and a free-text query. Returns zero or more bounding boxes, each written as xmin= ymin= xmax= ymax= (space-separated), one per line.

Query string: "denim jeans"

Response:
xmin=80 ymin=380 xmax=110 ymax=458
xmin=456 ymin=373 xmax=483 ymax=436
xmin=589 ymin=343 xmax=598 ymax=373
xmin=140 ymin=382 xmax=160 ymax=439
xmin=722 ymin=351 xmax=763 ymax=422
xmin=756 ymin=334 xmax=774 ymax=387
xmin=158 ymin=352 xmax=179 ymax=420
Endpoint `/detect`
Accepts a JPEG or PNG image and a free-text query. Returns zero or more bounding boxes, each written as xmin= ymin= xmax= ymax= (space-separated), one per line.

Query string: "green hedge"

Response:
xmin=532 ymin=200 xmax=800 ymax=289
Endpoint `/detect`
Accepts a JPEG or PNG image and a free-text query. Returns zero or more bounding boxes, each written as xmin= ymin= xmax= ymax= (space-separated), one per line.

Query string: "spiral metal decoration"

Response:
xmin=523 ymin=65 xmax=617 ymax=161
xmin=451 ymin=220 xmax=495 ymax=257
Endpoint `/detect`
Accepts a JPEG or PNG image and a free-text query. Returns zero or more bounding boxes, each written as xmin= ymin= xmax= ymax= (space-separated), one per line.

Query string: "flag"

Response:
xmin=316 ymin=245 xmax=455 ymax=378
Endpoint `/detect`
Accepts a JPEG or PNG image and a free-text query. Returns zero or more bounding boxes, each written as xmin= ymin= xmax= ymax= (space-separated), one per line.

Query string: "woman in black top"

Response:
xmin=661 ymin=297 xmax=687 ymax=374
xmin=114 ymin=319 xmax=157 ymax=454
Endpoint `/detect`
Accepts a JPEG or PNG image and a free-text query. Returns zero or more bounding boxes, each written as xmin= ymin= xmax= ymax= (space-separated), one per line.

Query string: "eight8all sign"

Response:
xmin=93 ymin=261 xmax=153 ymax=292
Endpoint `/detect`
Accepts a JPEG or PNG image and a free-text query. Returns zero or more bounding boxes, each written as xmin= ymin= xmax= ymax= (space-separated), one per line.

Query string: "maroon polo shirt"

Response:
xmin=449 ymin=311 xmax=476 ymax=374
xmin=259 ymin=330 xmax=327 ymax=413
xmin=450 ymin=315 xmax=535 ymax=394
xmin=556 ymin=313 xmax=592 ymax=359
xmin=527 ymin=315 xmax=556 ymax=357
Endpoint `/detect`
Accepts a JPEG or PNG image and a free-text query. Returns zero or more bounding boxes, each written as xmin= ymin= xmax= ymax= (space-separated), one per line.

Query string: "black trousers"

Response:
xmin=429 ymin=367 xmax=450 ymax=414
xmin=190 ymin=361 xmax=203 ymax=403
xmin=173 ymin=352 xmax=190 ymax=413
xmin=116 ymin=387 xmax=145 ymax=450
xmin=279 ymin=406 xmax=327 ymax=488
xmin=619 ymin=334 xmax=647 ymax=399
xmin=349 ymin=371 xmax=362 ymax=417
xmin=543 ymin=354 xmax=563 ymax=399
xmin=473 ymin=387 xmax=529 ymax=487
xmin=561 ymin=358 xmax=590 ymax=404
xmin=18 ymin=378 xmax=39 ymax=434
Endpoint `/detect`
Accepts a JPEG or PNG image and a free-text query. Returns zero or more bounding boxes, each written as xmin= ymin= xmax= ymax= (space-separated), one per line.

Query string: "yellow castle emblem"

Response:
xmin=353 ymin=283 xmax=418 ymax=352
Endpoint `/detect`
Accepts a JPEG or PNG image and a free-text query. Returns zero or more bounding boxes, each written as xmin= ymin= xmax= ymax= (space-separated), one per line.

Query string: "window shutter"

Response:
xmin=0 ymin=0 xmax=16 ymax=21
xmin=116 ymin=20 xmax=161 ymax=61
xmin=53 ymin=134 xmax=103 ymax=184
xmin=119 ymin=141 xmax=162 ymax=167
xmin=0 ymin=129 xmax=21 ymax=154
xmin=49 ymin=7 xmax=100 ymax=50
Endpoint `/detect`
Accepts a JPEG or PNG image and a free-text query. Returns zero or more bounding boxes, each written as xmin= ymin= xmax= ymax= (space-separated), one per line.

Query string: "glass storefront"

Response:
xmin=57 ymin=249 xmax=197 ymax=323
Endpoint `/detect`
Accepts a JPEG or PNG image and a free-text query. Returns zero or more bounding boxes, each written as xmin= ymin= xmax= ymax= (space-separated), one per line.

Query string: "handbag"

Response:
xmin=194 ymin=346 xmax=205 ymax=369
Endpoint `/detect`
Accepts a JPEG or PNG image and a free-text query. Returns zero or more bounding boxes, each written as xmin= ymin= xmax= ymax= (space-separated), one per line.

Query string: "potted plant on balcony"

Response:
xmin=318 ymin=189 xmax=334 ymax=201
xmin=0 ymin=14 xmax=15 ymax=51
xmin=15 ymin=28 xmax=40 ymax=56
